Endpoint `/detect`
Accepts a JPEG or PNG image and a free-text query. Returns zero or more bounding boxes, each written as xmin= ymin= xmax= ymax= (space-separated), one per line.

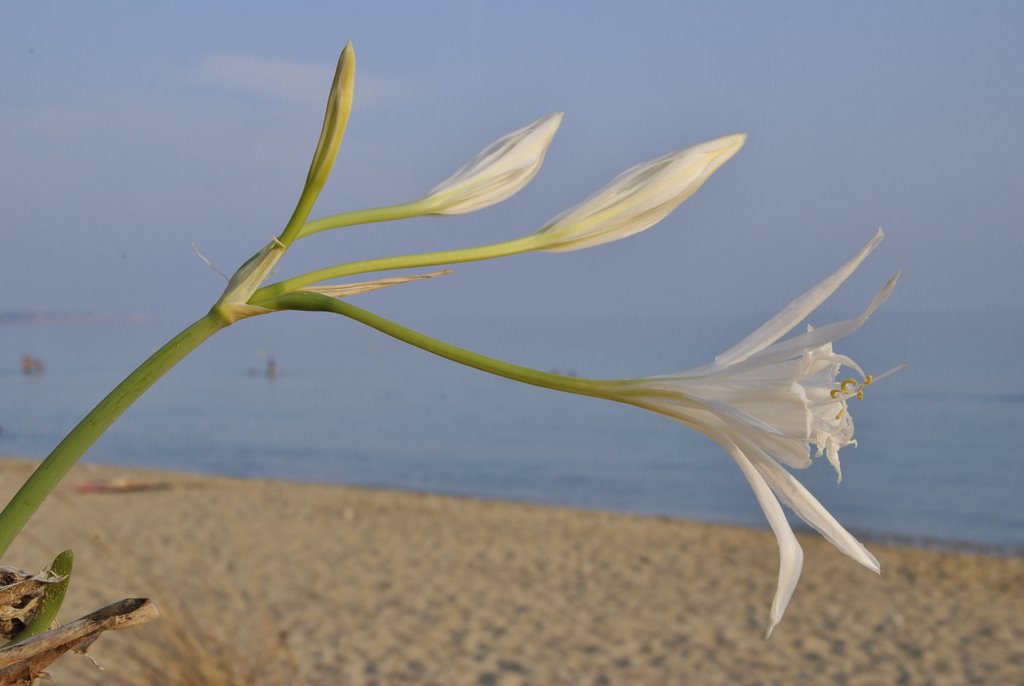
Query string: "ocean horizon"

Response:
xmin=2 ymin=307 xmax=1021 ymax=554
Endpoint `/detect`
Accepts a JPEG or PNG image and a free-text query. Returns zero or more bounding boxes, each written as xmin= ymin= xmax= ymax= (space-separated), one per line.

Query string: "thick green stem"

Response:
xmin=0 ymin=313 xmax=226 ymax=557
xmin=253 ymin=234 xmax=542 ymax=303
xmin=273 ymin=292 xmax=626 ymax=400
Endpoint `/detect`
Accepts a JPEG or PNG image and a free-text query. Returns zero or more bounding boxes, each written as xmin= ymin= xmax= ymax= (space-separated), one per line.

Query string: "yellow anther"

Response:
xmin=830 ymin=371 xmax=874 ymax=415
xmin=833 ymin=375 xmax=873 ymax=399
xmin=830 ymin=372 xmax=875 ymax=405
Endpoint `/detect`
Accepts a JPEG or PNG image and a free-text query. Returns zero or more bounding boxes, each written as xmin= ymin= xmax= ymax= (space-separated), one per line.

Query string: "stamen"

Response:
xmin=830 ymin=373 xmax=874 ymax=403
xmin=828 ymin=367 xmax=896 ymax=421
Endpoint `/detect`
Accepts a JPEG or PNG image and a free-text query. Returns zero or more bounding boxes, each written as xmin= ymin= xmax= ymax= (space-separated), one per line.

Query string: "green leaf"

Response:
xmin=8 ymin=550 xmax=73 ymax=645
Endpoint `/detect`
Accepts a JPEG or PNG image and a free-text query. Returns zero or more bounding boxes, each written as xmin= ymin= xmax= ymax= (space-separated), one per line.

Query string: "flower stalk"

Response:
xmin=270 ymin=230 xmax=899 ymax=637
xmin=270 ymin=291 xmax=619 ymax=400
xmin=254 ymin=132 xmax=744 ymax=302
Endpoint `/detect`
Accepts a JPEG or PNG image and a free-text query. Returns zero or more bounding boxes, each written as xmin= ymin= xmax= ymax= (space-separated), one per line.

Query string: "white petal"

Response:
xmin=742 ymin=431 xmax=813 ymax=470
xmin=625 ymin=380 xmax=814 ymax=469
xmin=737 ymin=435 xmax=880 ymax=573
xmin=712 ymin=229 xmax=885 ymax=369
xmin=694 ymin=396 xmax=787 ymax=436
xmin=718 ymin=272 xmax=899 ymax=377
xmin=710 ymin=430 xmax=804 ymax=638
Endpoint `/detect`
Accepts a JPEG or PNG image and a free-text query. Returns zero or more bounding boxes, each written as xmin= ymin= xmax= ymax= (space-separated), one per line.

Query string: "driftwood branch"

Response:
xmin=0 ymin=568 xmax=63 ymax=639
xmin=0 ymin=598 xmax=159 ymax=685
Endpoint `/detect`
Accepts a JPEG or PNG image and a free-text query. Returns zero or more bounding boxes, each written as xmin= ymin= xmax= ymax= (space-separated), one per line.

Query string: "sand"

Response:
xmin=1 ymin=456 xmax=1021 ymax=685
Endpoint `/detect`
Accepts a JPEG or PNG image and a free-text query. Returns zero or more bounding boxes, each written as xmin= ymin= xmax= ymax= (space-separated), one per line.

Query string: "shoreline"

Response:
xmin=2 ymin=456 xmax=1022 ymax=684
xmin=5 ymin=454 xmax=1018 ymax=559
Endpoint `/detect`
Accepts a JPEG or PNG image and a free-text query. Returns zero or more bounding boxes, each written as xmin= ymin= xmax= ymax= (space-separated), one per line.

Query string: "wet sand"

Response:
xmin=2 ymin=457 xmax=1021 ymax=685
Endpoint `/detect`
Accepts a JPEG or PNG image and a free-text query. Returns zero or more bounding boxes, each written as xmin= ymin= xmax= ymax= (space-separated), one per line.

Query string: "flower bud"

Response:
xmin=306 ymin=41 xmax=356 ymax=193
xmin=422 ymin=113 xmax=562 ymax=215
xmin=535 ymin=133 xmax=746 ymax=252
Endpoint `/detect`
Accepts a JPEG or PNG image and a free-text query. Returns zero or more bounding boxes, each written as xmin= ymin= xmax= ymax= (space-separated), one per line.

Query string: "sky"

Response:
xmin=1 ymin=1 xmax=1022 ymax=333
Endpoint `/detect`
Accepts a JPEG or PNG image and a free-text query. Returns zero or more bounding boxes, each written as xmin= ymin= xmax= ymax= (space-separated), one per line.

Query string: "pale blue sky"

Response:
xmin=1 ymin=1 xmax=1022 ymax=330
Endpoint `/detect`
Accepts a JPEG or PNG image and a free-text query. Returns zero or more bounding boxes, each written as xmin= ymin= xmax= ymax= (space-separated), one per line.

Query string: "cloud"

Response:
xmin=190 ymin=54 xmax=330 ymax=104
xmin=187 ymin=53 xmax=420 ymax=108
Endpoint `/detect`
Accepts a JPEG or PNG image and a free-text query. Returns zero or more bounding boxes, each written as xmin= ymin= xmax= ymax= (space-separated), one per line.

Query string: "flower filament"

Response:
xmin=831 ymin=374 xmax=873 ymax=419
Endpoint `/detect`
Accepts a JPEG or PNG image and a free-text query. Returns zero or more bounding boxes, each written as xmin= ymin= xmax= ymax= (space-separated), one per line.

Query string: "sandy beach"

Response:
xmin=1 ymin=456 xmax=1021 ymax=685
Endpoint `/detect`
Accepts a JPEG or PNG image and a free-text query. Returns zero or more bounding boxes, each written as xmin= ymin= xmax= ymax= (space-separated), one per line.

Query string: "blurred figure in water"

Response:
xmin=21 ymin=355 xmax=44 ymax=375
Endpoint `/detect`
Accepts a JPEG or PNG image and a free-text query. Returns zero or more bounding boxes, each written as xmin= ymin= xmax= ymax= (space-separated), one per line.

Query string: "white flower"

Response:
xmin=534 ymin=133 xmax=746 ymax=252
xmin=422 ymin=113 xmax=563 ymax=215
xmin=616 ymin=229 xmax=899 ymax=637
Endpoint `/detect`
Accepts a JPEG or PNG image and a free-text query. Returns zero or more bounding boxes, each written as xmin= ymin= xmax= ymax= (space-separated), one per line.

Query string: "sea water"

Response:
xmin=1 ymin=309 xmax=1021 ymax=552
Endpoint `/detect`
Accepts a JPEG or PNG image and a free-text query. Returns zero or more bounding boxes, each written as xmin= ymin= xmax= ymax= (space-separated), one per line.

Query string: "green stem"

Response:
xmin=272 ymin=292 xmax=625 ymax=400
xmin=253 ymin=234 xmax=542 ymax=303
xmin=0 ymin=313 xmax=226 ymax=557
xmin=276 ymin=186 xmax=322 ymax=249
xmin=297 ymin=200 xmax=432 ymax=240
